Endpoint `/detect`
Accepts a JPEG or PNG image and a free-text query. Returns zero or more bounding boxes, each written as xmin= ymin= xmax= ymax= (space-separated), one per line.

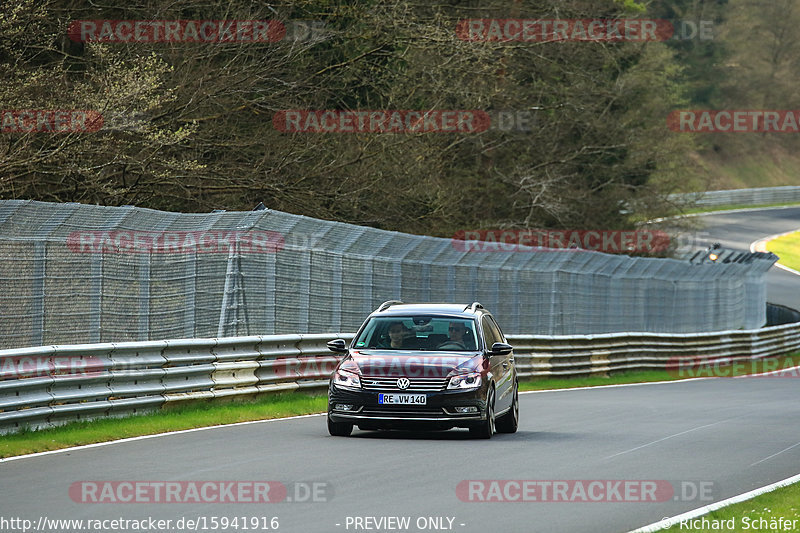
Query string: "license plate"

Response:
xmin=378 ymin=393 xmax=427 ymax=405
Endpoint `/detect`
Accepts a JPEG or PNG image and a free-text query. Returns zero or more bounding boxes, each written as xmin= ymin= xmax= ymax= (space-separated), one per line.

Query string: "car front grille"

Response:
xmin=360 ymin=407 xmax=447 ymax=417
xmin=361 ymin=376 xmax=448 ymax=392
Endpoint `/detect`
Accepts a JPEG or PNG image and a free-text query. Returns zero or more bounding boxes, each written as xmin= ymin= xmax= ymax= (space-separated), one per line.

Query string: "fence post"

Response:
xmin=264 ymin=253 xmax=276 ymax=334
xmin=89 ymin=252 xmax=103 ymax=343
xmin=183 ymin=250 xmax=197 ymax=338
xmin=332 ymin=254 xmax=342 ymax=331
xmin=31 ymin=242 xmax=46 ymax=346
xmin=138 ymin=251 xmax=151 ymax=340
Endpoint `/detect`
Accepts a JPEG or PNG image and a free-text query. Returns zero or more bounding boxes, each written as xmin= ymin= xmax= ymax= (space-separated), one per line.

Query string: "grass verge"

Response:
xmin=2 ymin=352 xmax=798 ymax=459
xmin=662 ymin=481 xmax=800 ymax=532
xmin=518 ymin=369 xmax=680 ymax=391
xmin=0 ymin=393 xmax=327 ymax=459
xmin=766 ymin=231 xmax=800 ymax=272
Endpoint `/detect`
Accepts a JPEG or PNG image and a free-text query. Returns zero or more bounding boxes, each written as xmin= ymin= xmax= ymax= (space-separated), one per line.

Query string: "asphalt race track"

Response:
xmin=691 ymin=206 xmax=800 ymax=310
xmin=1 ymin=207 xmax=799 ymax=533
xmin=2 ymin=378 xmax=800 ymax=533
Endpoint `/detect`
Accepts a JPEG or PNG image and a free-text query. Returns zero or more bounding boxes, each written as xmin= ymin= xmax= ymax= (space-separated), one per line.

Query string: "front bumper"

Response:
xmin=327 ymin=381 xmax=488 ymax=429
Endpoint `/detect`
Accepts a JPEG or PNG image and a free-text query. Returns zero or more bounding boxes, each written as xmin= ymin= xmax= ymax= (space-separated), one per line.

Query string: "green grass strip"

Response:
xmin=662 ymin=481 xmax=800 ymax=532
xmin=766 ymin=231 xmax=800 ymax=272
xmin=0 ymin=393 xmax=327 ymax=459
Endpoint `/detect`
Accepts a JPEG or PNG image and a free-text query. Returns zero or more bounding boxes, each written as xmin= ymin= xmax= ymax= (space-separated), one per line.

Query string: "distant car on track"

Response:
xmin=326 ymin=301 xmax=518 ymax=438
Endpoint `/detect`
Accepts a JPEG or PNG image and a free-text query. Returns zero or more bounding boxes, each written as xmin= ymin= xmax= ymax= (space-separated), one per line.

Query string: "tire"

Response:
xmin=327 ymin=416 xmax=353 ymax=436
xmin=469 ymin=387 xmax=495 ymax=439
xmin=496 ymin=381 xmax=518 ymax=434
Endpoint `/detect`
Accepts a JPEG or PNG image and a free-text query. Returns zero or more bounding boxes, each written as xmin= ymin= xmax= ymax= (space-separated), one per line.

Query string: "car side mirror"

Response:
xmin=327 ymin=339 xmax=348 ymax=353
xmin=490 ymin=342 xmax=513 ymax=355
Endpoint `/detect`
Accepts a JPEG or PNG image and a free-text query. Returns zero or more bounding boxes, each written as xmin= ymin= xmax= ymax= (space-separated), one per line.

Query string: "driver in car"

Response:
xmin=438 ymin=321 xmax=469 ymax=349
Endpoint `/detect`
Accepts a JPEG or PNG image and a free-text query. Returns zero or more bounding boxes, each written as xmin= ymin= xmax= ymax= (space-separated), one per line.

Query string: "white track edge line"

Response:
xmin=519 ymin=377 xmax=713 ymax=395
xmin=628 ymin=471 xmax=800 ymax=533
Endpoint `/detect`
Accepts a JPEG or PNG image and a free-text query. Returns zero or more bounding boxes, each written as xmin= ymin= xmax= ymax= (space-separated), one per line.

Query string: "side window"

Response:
xmin=481 ymin=316 xmax=500 ymax=348
xmin=487 ymin=316 xmax=505 ymax=342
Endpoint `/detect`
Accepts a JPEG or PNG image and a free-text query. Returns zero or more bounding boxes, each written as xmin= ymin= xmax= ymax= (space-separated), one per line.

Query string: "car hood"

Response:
xmin=344 ymin=350 xmax=483 ymax=378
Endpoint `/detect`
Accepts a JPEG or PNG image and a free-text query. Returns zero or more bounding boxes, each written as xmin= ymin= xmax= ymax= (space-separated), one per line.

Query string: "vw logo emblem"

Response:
xmin=396 ymin=377 xmax=410 ymax=390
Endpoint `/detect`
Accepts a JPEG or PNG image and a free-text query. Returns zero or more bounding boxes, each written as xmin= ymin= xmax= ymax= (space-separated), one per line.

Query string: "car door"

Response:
xmin=481 ymin=315 xmax=512 ymax=413
xmin=488 ymin=315 xmax=515 ymax=410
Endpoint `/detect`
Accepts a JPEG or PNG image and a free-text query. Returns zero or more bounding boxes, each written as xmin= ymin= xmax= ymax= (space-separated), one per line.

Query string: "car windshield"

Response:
xmin=353 ymin=316 xmax=479 ymax=351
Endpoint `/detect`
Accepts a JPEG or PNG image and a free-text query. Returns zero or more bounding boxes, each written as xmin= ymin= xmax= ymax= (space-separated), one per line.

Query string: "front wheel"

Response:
xmin=327 ymin=416 xmax=353 ymax=436
xmin=469 ymin=388 xmax=495 ymax=439
xmin=496 ymin=381 xmax=518 ymax=434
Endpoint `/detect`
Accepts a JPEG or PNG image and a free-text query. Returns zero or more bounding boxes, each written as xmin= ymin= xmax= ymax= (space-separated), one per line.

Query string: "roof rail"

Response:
xmin=377 ymin=300 xmax=403 ymax=312
xmin=464 ymin=302 xmax=484 ymax=312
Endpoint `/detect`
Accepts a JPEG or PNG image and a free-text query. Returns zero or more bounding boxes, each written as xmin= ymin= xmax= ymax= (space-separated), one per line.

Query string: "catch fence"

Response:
xmin=0 ymin=200 xmax=777 ymax=349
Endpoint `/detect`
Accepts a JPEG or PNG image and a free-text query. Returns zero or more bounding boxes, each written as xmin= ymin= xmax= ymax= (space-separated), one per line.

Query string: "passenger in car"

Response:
xmin=379 ymin=321 xmax=410 ymax=349
xmin=437 ymin=321 xmax=473 ymax=350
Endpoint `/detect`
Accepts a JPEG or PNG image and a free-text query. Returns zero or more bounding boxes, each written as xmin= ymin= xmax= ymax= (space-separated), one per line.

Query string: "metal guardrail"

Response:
xmin=0 ymin=334 xmax=349 ymax=434
xmin=2 ymin=322 xmax=800 ymax=434
xmin=672 ymin=186 xmax=800 ymax=208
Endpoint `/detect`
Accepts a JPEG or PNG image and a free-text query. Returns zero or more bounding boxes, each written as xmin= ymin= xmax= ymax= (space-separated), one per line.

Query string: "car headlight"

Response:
xmin=333 ymin=368 xmax=361 ymax=390
xmin=447 ymin=372 xmax=481 ymax=390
